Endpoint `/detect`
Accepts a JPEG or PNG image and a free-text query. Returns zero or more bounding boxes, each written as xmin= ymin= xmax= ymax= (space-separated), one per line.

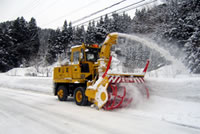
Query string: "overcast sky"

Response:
xmin=0 ymin=0 xmax=161 ymax=29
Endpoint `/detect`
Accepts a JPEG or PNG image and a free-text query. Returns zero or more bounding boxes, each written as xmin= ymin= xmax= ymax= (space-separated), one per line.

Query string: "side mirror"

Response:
xmin=80 ymin=53 xmax=83 ymax=59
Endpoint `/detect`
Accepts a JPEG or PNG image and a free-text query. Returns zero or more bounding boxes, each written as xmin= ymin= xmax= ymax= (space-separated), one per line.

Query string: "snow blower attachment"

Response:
xmin=85 ymin=56 xmax=150 ymax=110
xmin=53 ymin=33 xmax=150 ymax=110
xmin=85 ymin=33 xmax=150 ymax=110
xmin=105 ymin=59 xmax=149 ymax=110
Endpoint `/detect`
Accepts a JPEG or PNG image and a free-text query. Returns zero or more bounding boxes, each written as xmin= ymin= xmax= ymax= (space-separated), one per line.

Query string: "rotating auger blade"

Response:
xmin=104 ymin=74 xmax=149 ymax=110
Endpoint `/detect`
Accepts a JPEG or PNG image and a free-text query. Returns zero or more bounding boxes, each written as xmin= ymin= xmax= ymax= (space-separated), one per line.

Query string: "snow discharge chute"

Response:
xmin=85 ymin=33 xmax=150 ymax=110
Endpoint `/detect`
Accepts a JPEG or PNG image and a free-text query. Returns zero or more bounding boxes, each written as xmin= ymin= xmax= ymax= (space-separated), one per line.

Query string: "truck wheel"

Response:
xmin=57 ymin=85 xmax=68 ymax=101
xmin=74 ymin=87 xmax=87 ymax=106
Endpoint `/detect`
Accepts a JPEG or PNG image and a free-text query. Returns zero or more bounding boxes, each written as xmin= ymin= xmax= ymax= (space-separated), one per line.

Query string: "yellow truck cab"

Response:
xmin=53 ymin=43 xmax=100 ymax=105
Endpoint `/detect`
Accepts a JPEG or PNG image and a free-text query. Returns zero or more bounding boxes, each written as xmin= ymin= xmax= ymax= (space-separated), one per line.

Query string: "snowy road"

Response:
xmin=0 ymin=85 xmax=200 ymax=134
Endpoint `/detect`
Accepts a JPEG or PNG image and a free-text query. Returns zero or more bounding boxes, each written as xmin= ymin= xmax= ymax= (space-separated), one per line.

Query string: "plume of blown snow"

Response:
xmin=113 ymin=32 xmax=189 ymax=77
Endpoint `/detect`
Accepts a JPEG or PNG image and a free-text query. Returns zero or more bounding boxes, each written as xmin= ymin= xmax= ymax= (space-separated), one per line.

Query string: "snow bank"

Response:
xmin=146 ymin=65 xmax=192 ymax=78
xmin=6 ymin=66 xmax=53 ymax=77
xmin=146 ymin=76 xmax=200 ymax=102
xmin=0 ymin=73 xmax=52 ymax=94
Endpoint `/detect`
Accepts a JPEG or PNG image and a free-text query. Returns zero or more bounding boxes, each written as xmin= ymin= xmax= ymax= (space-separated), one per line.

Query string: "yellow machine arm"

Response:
xmin=99 ymin=33 xmax=118 ymax=59
xmin=85 ymin=33 xmax=119 ymax=109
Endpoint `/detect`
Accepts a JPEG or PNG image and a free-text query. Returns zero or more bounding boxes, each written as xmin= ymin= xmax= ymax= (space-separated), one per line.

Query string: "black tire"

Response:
xmin=57 ymin=85 xmax=68 ymax=101
xmin=74 ymin=87 xmax=88 ymax=106
xmin=86 ymin=101 xmax=93 ymax=106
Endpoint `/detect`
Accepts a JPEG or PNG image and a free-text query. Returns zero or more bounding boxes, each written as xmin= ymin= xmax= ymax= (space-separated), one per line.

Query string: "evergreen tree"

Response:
xmin=73 ymin=25 xmax=85 ymax=44
xmin=118 ymin=13 xmax=132 ymax=33
xmin=185 ymin=28 xmax=200 ymax=73
xmin=62 ymin=20 xmax=68 ymax=31
xmin=67 ymin=22 xmax=73 ymax=45
xmin=95 ymin=27 xmax=107 ymax=44
xmin=0 ymin=26 xmax=18 ymax=71
xmin=37 ymin=28 xmax=53 ymax=66
xmin=86 ymin=21 xmax=96 ymax=44
xmin=61 ymin=20 xmax=69 ymax=51
xmin=104 ymin=14 xmax=112 ymax=33
xmin=110 ymin=13 xmax=118 ymax=32
xmin=46 ymin=29 xmax=62 ymax=64
xmin=96 ymin=16 xmax=109 ymax=44
xmin=9 ymin=17 xmax=30 ymax=66
xmin=27 ymin=17 xmax=40 ymax=62
xmin=96 ymin=16 xmax=104 ymax=27
xmin=0 ymin=28 xmax=10 ymax=71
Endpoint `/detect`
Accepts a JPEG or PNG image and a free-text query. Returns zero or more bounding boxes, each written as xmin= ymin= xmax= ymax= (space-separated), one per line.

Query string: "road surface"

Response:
xmin=0 ymin=87 xmax=199 ymax=134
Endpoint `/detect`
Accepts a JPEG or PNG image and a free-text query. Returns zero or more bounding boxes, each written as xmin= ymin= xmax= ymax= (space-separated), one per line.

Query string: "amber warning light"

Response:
xmin=92 ymin=44 xmax=99 ymax=48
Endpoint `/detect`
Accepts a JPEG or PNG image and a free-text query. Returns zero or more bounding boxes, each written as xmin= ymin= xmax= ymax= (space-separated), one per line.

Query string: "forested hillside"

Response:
xmin=0 ymin=17 xmax=40 ymax=72
xmin=0 ymin=0 xmax=199 ymax=73
xmin=130 ymin=0 xmax=200 ymax=73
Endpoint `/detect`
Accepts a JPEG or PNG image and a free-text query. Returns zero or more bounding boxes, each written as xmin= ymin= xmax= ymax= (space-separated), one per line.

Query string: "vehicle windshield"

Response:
xmin=85 ymin=48 xmax=100 ymax=62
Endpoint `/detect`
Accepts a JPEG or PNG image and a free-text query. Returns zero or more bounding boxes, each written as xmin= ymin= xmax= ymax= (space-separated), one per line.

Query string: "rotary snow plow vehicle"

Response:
xmin=53 ymin=33 xmax=150 ymax=110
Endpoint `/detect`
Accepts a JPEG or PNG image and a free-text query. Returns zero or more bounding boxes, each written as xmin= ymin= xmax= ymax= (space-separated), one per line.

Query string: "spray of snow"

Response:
xmin=120 ymin=83 xmax=149 ymax=109
xmin=113 ymin=32 xmax=189 ymax=77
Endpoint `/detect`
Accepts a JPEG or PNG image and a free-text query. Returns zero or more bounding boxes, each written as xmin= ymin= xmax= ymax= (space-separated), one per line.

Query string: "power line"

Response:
xmin=22 ymin=0 xmax=42 ymax=17
xmin=117 ymin=0 xmax=157 ymax=14
xmin=41 ymin=0 xmax=99 ymax=27
xmin=78 ymin=0 xmax=157 ymax=27
xmin=72 ymin=0 xmax=128 ymax=24
xmin=73 ymin=0 xmax=146 ymax=27
xmin=8 ymin=0 xmax=40 ymax=20
xmin=34 ymin=0 xmax=59 ymax=18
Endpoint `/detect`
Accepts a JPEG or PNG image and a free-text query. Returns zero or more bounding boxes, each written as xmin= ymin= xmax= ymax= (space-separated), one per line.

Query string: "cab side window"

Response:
xmin=73 ymin=51 xmax=80 ymax=64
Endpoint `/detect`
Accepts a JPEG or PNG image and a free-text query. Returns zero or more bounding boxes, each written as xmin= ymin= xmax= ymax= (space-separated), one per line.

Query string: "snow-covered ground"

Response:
xmin=0 ymin=73 xmax=52 ymax=94
xmin=0 ymin=66 xmax=200 ymax=134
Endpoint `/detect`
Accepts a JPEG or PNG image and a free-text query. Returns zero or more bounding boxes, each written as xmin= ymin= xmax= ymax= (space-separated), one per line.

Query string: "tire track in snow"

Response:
xmin=164 ymin=119 xmax=200 ymax=130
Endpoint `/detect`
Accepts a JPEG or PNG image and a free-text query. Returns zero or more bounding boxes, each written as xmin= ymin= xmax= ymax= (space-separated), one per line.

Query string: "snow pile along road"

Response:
xmin=0 ymin=73 xmax=52 ymax=94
